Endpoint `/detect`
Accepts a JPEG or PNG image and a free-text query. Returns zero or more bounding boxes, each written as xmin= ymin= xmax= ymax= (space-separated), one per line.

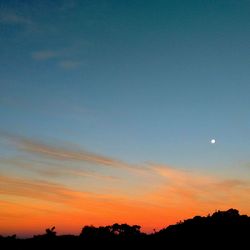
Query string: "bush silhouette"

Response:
xmin=1 ymin=208 xmax=250 ymax=248
xmin=79 ymin=223 xmax=142 ymax=240
xmin=45 ymin=226 xmax=56 ymax=238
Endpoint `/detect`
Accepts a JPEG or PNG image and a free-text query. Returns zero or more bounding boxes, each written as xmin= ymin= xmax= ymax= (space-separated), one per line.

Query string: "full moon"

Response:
xmin=210 ymin=139 xmax=216 ymax=144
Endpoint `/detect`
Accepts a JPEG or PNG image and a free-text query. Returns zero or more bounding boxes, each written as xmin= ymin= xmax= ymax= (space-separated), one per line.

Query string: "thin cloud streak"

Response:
xmin=58 ymin=60 xmax=82 ymax=69
xmin=0 ymin=12 xmax=33 ymax=26
xmin=31 ymin=50 xmax=60 ymax=60
xmin=0 ymin=174 xmax=124 ymax=210
xmin=0 ymin=174 xmax=75 ymax=203
xmin=0 ymin=173 xmax=164 ymax=218
xmin=31 ymin=44 xmax=88 ymax=69
xmin=0 ymin=157 xmax=119 ymax=181
xmin=1 ymin=133 xmax=145 ymax=173
xmin=147 ymin=163 xmax=250 ymax=211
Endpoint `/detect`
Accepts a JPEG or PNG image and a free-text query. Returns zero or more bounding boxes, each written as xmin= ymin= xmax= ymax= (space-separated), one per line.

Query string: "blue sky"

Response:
xmin=1 ymin=0 xmax=250 ymax=236
xmin=1 ymin=0 xmax=250 ymax=183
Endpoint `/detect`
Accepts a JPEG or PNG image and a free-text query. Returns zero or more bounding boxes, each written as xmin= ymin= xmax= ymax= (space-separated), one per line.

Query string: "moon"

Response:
xmin=210 ymin=139 xmax=216 ymax=144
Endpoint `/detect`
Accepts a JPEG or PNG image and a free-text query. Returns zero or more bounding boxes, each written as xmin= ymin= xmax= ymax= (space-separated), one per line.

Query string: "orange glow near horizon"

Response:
xmin=1 ymin=166 xmax=250 ymax=237
xmin=1 ymin=134 xmax=250 ymax=237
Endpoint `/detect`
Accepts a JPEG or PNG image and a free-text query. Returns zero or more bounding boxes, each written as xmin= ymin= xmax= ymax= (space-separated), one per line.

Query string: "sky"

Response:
xmin=1 ymin=0 xmax=250 ymax=237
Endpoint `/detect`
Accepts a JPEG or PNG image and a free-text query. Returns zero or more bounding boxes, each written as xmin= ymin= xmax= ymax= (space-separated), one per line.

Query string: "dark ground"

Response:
xmin=1 ymin=209 xmax=249 ymax=249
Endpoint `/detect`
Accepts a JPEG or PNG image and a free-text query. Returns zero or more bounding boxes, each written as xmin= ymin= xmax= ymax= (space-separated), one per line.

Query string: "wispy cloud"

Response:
xmin=58 ymin=60 xmax=82 ymax=69
xmin=147 ymin=163 xmax=250 ymax=212
xmin=31 ymin=50 xmax=60 ymax=60
xmin=0 ymin=173 xmax=136 ymax=221
xmin=1 ymin=133 xmax=143 ymax=172
xmin=2 ymin=132 xmax=250 ymax=190
xmin=31 ymin=47 xmax=84 ymax=70
xmin=0 ymin=12 xmax=33 ymax=26
xmin=0 ymin=158 xmax=119 ymax=182
xmin=0 ymin=174 xmax=76 ymax=203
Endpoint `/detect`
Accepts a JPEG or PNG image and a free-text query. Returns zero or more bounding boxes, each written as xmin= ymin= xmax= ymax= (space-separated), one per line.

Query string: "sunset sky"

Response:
xmin=1 ymin=0 xmax=250 ymax=237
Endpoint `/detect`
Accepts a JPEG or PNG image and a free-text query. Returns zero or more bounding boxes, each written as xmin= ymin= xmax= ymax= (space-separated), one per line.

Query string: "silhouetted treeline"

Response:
xmin=1 ymin=209 xmax=250 ymax=249
xmin=79 ymin=223 xmax=143 ymax=240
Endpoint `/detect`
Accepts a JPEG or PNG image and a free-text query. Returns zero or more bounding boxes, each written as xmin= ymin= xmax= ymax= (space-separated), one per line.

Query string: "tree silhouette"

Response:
xmin=45 ymin=226 xmax=56 ymax=238
xmin=1 ymin=208 xmax=250 ymax=249
xmin=79 ymin=223 xmax=142 ymax=240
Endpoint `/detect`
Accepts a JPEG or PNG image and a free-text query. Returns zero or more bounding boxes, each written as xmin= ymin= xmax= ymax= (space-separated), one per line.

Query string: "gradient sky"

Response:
xmin=1 ymin=0 xmax=250 ymax=237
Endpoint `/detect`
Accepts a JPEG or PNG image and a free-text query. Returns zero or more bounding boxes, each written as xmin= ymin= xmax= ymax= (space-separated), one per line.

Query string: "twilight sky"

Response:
xmin=1 ymin=0 xmax=250 ymax=237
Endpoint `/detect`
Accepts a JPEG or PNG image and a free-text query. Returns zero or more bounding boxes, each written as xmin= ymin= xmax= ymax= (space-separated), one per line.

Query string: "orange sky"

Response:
xmin=1 ymin=134 xmax=250 ymax=237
